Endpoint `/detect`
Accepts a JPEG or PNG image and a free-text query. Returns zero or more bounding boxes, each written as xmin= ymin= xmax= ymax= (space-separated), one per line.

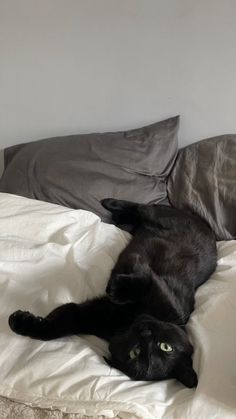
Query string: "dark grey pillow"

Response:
xmin=167 ymin=135 xmax=236 ymax=240
xmin=0 ymin=116 xmax=179 ymax=222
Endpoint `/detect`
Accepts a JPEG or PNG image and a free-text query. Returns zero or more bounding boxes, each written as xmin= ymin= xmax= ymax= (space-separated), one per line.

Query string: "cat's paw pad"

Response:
xmin=106 ymin=273 xmax=151 ymax=304
xmin=106 ymin=275 xmax=136 ymax=304
xmin=8 ymin=310 xmax=43 ymax=336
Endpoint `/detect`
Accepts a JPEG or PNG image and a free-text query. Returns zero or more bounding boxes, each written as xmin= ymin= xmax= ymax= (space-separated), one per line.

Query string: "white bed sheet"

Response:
xmin=0 ymin=193 xmax=235 ymax=419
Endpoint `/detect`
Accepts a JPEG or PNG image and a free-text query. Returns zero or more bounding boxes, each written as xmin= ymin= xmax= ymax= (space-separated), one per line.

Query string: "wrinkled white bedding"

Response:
xmin=0 ymin=193 xmax=235 ymax=419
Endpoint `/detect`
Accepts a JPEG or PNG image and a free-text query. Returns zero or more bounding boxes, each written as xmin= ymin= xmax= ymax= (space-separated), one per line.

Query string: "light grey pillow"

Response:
xmin=0 ymin=116 xmax=179 ymax=222
xmin=167 ymin=135 xmax=236 ymax=240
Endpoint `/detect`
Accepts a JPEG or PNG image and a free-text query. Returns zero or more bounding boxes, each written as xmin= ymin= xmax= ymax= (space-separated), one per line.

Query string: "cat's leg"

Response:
xmin=101 ymin=198 xmax=139 ymax=226
xmin=137 ymin=204 xmax=190 ymax=230
xmin=8 ymin=303 xmax=84 ymax=340
xmin=137 ymin=205 xmax=173 ymax=229
xmin=101 ymin=199 xmax=180 ymax=230
xmin=8 ymin=296 xmax=132 ymax=341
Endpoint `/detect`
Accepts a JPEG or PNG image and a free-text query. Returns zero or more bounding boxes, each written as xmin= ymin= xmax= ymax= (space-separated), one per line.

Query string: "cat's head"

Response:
xmin=106 ymin=314 xmax=197 ymax=388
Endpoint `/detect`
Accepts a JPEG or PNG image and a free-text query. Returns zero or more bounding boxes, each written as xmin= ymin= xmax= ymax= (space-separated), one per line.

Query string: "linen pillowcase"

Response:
xmin=167 ymin=135 xmax=236 ymax=240
xmin=0 ymin=116 xmax=179 ymax=223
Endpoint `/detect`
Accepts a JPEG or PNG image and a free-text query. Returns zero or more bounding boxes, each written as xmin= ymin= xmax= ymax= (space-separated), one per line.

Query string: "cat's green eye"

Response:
xmin=129 ymin=347 xmax=141 ymax=359
xmin=158 ymin=342 xmax=173 ymax=352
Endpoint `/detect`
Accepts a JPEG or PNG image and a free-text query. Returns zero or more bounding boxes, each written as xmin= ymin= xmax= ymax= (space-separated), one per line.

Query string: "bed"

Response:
xmin=0 ymin=116 xmax=235 ymax=418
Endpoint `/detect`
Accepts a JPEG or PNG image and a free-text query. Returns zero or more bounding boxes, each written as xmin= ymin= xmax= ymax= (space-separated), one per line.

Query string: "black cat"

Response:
xmin=8 ymin=199 xmax=217 ymax=388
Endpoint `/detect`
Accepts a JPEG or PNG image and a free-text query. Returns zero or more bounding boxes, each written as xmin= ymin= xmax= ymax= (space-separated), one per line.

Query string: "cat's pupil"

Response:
xmin=159 ymin=342 xmax=173 ymax=352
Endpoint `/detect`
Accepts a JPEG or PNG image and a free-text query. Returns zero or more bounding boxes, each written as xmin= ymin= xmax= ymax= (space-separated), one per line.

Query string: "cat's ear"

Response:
xmin=103 ymin=356 xmax=121 ymax=370
xmin=174 ymin=362 xmax=198 ymax=388
xmin=103 ymin=356 xmax=114 ymax=367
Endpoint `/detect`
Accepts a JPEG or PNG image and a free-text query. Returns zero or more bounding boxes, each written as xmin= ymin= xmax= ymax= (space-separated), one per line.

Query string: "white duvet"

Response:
xmin=0 ymin=193 xmax=235 ymax=419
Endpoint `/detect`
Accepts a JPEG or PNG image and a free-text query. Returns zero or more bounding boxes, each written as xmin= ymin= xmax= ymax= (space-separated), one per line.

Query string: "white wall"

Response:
xmin=1 ymin=0 xmax=236 ymax=148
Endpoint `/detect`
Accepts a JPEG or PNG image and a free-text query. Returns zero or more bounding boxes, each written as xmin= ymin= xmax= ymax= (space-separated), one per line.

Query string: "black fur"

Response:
xmin=9 ymin=199 xmax=217 ymax=388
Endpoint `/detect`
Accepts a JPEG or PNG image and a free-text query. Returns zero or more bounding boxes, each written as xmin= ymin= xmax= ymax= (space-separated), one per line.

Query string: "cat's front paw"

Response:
xmin=106 ymin=279 xmax=132 ymax=304
xmin=8 ymin=310 xmax=44 ymax=337
xmin=106 ymin=273 xmax=152 ymax=305
xmin=106 ymin=274 xmax=138 ymax=304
